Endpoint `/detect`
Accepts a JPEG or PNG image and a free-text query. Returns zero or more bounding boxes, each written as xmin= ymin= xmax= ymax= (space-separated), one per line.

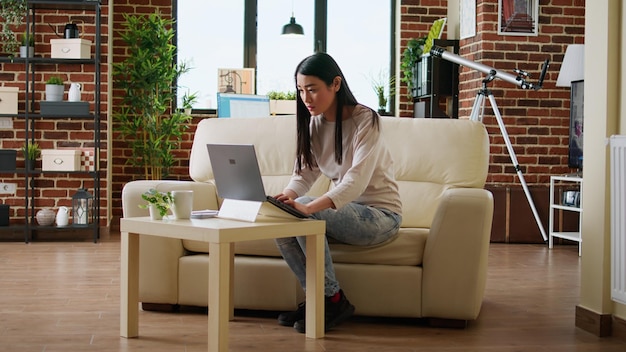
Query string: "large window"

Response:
xmin=176 ymin=1 xmax=393 ymax=112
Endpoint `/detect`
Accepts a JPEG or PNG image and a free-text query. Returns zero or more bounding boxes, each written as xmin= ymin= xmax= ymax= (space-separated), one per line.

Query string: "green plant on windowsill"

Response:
xmin=370 ymin=71 xmax=395 ymax=114
xmin=267 ymin=90 xmax=296 ymax=100
xmin=138 ymin=188 xmax=173 ymax=218
xmin=181 ymin=90 xmax=198 ymax=115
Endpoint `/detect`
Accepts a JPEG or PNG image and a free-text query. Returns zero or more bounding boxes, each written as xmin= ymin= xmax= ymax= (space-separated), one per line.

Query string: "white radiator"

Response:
xmin=610 ymin=135 xmax=626 ymax=305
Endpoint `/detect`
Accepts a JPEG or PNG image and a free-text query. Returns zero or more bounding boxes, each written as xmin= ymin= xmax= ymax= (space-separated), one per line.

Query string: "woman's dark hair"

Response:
xmin=293 ymin=52 xmax=378 ymax=173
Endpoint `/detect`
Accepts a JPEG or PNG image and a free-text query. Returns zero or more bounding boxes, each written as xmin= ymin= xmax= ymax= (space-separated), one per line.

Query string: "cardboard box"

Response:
xmin=50 ymin=39 xmax=91 ymax=59
xmin=0 ymin=87 xmax=19 ymax=115
xmin=40 ymin=101 xmax=90 ymax=116
xmin=0 ymin=150 xmax=17 ymax=171
xmin=42 ymin=149 xmax=81 ymax=171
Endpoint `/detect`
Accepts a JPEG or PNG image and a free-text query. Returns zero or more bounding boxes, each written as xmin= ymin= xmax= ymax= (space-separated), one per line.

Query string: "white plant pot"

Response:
xmin=270 ymin=100 xmax=297 ymax=115
xmin=19 ymin=46 xmax=34 ymax=58
xmin=45 ymin=84 xmax=64 ymax=102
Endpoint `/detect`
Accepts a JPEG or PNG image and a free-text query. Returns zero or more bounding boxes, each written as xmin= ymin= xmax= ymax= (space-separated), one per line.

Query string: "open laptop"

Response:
xmin=206 ymin=143 xmax=309 ymax=220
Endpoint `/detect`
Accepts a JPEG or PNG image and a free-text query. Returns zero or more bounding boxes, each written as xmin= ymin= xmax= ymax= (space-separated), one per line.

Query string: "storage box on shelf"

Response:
xmin=0 ymin=150 xmax=17 ymax=171
xmin=0 ymin=87 xmax=19 ymax=115
xmin=41 ymin=149 xmax=81 ymax=172
xmin=50 ymin=38 xmax=91 ymax=59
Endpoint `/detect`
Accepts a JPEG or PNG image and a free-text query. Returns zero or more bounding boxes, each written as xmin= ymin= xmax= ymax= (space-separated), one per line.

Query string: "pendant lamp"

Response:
xmin=282 ymin=1 xmax=304 ymax=36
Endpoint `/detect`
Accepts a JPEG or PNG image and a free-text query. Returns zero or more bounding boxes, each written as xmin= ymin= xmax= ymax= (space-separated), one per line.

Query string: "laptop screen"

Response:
xmin=206 ymin=144 xmax=267 ymax=202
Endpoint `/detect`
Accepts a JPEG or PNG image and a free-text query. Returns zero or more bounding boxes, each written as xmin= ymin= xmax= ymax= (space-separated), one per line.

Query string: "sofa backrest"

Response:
xmin=189 ymin=116 xmax=489 ymax=228
xmin=380 ymin=117 xmax=489 ymax=227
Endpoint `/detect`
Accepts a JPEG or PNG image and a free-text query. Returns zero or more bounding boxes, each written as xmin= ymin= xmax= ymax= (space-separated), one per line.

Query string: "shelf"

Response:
xmin=550 ymin=231 xmax=581 ymax=242
xmin=412 ymin=39 xmax=459 ymax=118
xmin=0 ymin=56 xmax=96 ymax=64
xmin=4 ymin=0 xmax=103 ymax=243
xmin=548 ymin=175 xmax=583 ymax=256
xmin=551 ymin=204 xmax=582 ymax=212
xmin=27 ymin=0 xmax=101 ymax=11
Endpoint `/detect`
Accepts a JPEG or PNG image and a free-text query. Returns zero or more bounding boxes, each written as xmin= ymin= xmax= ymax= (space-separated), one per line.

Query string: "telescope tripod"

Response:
xmin=470 ymin=73 xmax=548 ymax=241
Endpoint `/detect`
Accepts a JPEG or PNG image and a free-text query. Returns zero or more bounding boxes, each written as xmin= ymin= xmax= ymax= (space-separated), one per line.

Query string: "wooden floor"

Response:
xmin=1 ymin=234 xmax=625 ymax=352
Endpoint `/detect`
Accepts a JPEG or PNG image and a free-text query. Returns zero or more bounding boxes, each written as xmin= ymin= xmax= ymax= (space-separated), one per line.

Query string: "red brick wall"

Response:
xmin=399 ymin=0 xmax=585 ymax=185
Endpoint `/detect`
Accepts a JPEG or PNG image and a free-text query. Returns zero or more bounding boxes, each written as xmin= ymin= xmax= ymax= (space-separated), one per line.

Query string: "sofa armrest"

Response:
xmin=121 ymin=180 xmax=219 ymax=304
xmin=421 ymin=188 xmax=494 ymax=320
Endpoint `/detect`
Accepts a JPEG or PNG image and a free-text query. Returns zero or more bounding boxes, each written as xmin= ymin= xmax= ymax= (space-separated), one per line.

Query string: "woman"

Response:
xmin=274 ymin=52 xmax=403 ymax=333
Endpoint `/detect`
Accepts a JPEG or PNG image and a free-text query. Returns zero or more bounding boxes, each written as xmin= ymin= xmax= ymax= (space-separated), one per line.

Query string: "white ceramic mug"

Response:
xmin=172 ymin=190 xmax=193 ymax=220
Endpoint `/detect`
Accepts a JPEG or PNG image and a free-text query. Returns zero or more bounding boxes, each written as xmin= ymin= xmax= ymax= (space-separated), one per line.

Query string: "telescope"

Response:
xmin=430 ymin=45 xmax=551 ymax=242
xmin=430 ymin=46 xmax=550 ymax=90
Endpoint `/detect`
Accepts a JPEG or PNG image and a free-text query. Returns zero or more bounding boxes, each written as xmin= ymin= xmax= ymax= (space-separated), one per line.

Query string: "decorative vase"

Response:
xmin=68 ymin=83 xmax=81 ymax=102
xmin=36 ymin=208 xmax=55 ymax=226
xmin=148 ymin=204 xmax=163 ymax=220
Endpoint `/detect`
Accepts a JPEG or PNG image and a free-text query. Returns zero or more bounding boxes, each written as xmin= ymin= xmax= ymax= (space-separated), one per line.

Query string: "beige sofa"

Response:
xmin=121 ymin=116 xmax=493 ymax=325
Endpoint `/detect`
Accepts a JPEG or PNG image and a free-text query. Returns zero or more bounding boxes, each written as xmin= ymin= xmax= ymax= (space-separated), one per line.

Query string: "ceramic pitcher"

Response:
xmin=56 ymin=206 xmax=69 ymax=226
xmin=68 ymin=83 xmax=81 ymax=102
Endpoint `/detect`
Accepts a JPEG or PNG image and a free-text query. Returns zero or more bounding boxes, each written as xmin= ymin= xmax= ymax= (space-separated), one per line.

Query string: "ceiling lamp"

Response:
xmin=281 ymin=1 xmax=304 ymax=36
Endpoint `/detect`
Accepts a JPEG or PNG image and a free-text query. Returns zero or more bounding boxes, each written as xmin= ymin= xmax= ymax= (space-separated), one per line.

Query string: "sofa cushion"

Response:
xmin=182 ymin=226 xmax=428 ymax=266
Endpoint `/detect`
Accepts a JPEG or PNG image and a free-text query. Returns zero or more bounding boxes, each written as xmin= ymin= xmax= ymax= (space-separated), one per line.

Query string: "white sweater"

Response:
xmin=286 ymin=105 xmax=402 ymax=215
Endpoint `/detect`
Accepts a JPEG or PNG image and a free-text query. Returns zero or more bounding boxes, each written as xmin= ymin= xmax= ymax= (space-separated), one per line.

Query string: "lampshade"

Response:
xmin=556 ymin=44 xmax=584 ymax=87
xmin=282 ymin=16 xmax=304 ymax=36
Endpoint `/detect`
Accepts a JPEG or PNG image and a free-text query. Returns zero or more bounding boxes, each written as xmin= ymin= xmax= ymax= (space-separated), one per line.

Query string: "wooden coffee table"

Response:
xmin=120 ymin=216 xmax=326 ymax=352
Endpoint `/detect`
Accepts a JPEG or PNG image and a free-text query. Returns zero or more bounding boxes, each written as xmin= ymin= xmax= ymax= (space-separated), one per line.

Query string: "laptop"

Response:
xmin=206 ymin=143 xmax=309 ymax=219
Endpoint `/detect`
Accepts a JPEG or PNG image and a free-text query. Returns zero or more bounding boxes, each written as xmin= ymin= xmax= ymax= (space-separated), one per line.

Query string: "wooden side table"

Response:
xmin=120 ymin=216 xmax=326 ymax=352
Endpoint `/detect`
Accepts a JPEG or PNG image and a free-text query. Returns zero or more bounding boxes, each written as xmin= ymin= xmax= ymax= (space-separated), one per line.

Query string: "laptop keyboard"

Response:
xmin=266 ymin=196 xmax=309 ymax=219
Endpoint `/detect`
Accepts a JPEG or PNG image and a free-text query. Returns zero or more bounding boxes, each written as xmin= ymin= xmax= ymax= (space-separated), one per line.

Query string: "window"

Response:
xmin=176 ymin=1 xmax=244 ymax=109
xmin=176 ymin=1 xmax=394 ymax=113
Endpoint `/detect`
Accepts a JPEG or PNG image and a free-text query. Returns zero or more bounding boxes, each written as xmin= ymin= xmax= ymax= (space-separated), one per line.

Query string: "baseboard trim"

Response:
xmin=575 ymin=305 xmax=614 ymax=337
xmin=613 ymin=314 xmax=626 ymax=343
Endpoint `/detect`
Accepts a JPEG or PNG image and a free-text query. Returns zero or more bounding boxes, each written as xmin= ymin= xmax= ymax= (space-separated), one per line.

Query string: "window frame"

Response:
xmin=174 ymin=0 xmax=396 ymax=115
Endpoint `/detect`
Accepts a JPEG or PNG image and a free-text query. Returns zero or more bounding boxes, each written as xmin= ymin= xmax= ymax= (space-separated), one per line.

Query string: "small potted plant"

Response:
xmin=181 ymin=90 xmax=198 ymax=115
xmin=267 ymin=90 xmax=297 ymax=115
xmin=370 ymin=73 xmax=395 ymax=115
xmin=19 ymin=31 xmax=34 ymax=58
xmin=138 ymin=188 xmax=174 ymax=220
xmin=21 ymin=142 xmax=40 ymax=171
xmin=45 ymin=76 xmax=64 ymax=101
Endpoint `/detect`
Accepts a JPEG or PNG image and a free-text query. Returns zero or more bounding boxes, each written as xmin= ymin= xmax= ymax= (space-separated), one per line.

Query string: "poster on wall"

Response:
xmin=460 ymin=0 xmax=476 ymax=39
xmin=497 ymin=0 xmax=539 ymax=36
xmin=217 ymin=68 xmax=255 ymax=95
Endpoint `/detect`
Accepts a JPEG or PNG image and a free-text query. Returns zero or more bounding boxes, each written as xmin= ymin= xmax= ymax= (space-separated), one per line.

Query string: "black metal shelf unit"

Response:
xmin=412 ymin=39 xmax=459 ymax=118
xmin=0 ymin=0 xmax=101 ymax=242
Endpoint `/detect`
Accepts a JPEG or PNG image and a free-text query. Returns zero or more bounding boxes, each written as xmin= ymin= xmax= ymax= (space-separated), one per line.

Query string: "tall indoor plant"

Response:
xmin=0 ymin=0 xmax=28 ymax=55
xmin=112 ymin=12 xmax=193 ymax=180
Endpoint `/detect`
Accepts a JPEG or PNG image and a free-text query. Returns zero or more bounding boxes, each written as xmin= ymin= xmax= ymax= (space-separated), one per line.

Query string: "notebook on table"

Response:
xmin=206 ymin=143 xmax=309 ymax=221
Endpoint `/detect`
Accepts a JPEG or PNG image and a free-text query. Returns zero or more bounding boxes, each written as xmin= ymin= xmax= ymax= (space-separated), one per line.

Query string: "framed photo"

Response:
xmin=498 ymin=0 xmax=539 ymax=36
xmin=217 ymin=68 xmax=255 ymax=95
xmin=460 ymin=0 xmax=476 ymax=40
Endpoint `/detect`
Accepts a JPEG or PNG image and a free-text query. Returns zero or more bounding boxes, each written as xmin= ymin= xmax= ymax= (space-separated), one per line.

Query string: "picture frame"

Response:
xmin=217 ymin=68 xmax=255 ymax=95
xmin=497 ymin=0 xmax=539 ymax=36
